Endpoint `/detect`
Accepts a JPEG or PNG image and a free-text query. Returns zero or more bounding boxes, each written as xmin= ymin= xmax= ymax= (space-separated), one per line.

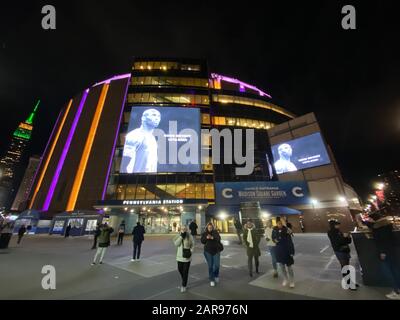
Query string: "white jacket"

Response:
xmin=173 ymin=234 xmax=194 ymax=262
xmin=265 ymin=227 xmax=276 ymax=247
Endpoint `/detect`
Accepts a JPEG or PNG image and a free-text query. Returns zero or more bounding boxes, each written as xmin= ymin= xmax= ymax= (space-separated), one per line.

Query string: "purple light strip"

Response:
xmin=28 ymin=109 xmax=63 ymax=207
xmin=92 ymin=73 xmax=131 ymax=88
xmin=101 ymin=76 xmax=131 ymax=200
xmin=42 ymin=89 xmax=89 ymax=211
xmin=210 ymin=73 xmax=272 ymax=98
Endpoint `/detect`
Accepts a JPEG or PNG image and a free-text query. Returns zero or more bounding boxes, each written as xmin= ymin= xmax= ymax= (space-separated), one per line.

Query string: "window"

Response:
xmin=212 ymin=94 xmax=294 ymax=118
xmin=131 ymin=76 xmax=209 ymax=88
xmin=211 ymin=116 xmax=274 ymax=130
xmin=127 ymin=93 xmax=210 ymax=106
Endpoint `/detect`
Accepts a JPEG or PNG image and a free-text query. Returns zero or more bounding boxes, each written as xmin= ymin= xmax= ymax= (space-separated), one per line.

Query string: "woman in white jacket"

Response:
xmin=173 ymin=225 xmax=194 ymax=293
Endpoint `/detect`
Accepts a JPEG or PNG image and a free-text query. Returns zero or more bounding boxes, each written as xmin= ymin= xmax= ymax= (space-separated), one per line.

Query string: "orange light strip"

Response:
xmin=66 ymin=84 xmax=109 ymax=211
xmin=29 ymin=99 xmax=73 ymax=209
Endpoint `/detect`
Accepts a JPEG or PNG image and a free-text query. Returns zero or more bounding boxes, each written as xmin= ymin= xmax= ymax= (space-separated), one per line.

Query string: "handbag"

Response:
xmin=217 ymin=241 xmax=224 ymax=252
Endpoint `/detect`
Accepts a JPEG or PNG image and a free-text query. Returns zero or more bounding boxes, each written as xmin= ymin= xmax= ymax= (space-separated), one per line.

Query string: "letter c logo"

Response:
xmin=222 ymin=188 xmax=233 ymax=199
xmin=292 ymin=187 xmax=304 ymax=198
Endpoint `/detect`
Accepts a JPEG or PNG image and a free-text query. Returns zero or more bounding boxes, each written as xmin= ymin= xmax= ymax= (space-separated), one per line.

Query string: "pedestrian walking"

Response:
xmin=117 ymin=221 xmax=125 ymax=245
xmin=91 ymin=223 xmax=100 ymax=249
xmin=131 ymin=221 xmax=145 ymax=261
xmin=234 ymin=218 xmax=243 ymax=245
xmin=201 ymin=222 xmax=223 ymax=286
xmin=327 ymin=219 xmax=358 ymax=290
xmin=272 ymin=219 xmax=295 ymax=288
xmin=265 ymin=219 xmax=278 ymax=278
xmin=365 ymin=212 xmax=400 ymax=300
xmin=17 ymin=225 xmax=27 ymax=244
xmin=91 ymin=223 xmax=114 ymax=265
xmin=189 ymin=220 xmax=198 ymax=237
xmin=243 ymin=219 xmax=261 ymax=277
xmin=65 ymin=224 xmax=71 ymax=238
xmin=173 ymin=225 xmax=194 ymax=293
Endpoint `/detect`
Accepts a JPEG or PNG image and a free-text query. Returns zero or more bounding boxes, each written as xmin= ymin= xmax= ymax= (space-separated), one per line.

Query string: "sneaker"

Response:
xmin=282 ymin=280 xmax=288 ymax=287
xmin=131 ymin=259 xmax=136 ymax=262
xmin=91 ymin=262 xmax=96 ymax=266
xmin=273 ymin=271 xmax=278 ymax=278
xmin=99 ymin=261 xmax=103 ymax=264
xmin=386 ymin=291 xmax=400 ymax=300
xmin=180 ymin=286 xmax=186 ymax=293
xmin=215 ymin=277 xmax=220 ymax=283
xmin=289 ymin=282 xmax=295 ymax=288
xmin=210 ymin=281 xmax=216 ymax=287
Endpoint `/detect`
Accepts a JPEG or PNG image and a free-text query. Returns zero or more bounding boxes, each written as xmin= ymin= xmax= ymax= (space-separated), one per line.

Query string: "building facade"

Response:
xmin=27 ymin=57 xmax=357 ymax=233
xmin=0 ymin=101 xmax=40 ymax=209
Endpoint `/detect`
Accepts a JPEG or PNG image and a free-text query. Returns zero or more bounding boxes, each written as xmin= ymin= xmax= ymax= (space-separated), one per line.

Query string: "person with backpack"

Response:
xmin=201 ymin=222 xmax=223 ymax=287
xmin=117 ymin=221 xmax=125 ymax=245
xmin=173 ymin=225 xmax=194 ymax=293
xmin=91 ymin=223 xmax=114 ymax=265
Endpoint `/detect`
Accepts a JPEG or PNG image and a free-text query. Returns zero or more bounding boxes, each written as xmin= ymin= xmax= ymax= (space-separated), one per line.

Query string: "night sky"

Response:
xmin=1 ymin=1 xmax=399 ymax=200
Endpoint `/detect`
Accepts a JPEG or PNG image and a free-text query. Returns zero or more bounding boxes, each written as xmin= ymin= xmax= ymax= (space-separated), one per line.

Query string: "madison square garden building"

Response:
xmin=25 ymin=58 xmax=361 ymax=235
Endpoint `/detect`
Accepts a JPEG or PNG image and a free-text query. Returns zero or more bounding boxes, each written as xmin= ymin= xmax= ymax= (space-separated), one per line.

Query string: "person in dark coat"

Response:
xmin=234 ymin=218 xmax=243 ymax=244
xmin=117 ymin=222 xmax=125 ymax=245
xmin=365 ymin=212 xmax=400 ymax=300
xmin=91 ymin=223 xmax=114 ymax=265
xmin=189 ymin=220 xmax=198 ymax=237
xmin=131 ymin=222 xmax=145 ymax=261
xmin=64 ymin=224 xmax=71 ymax=238
xmin=243 ymin=220 xmax=261 ymax=277
xmin=201 ymin=222 xmax=222 ymax=286
xmin=272 ymin=219 xmax=295 ymax=288
xmin=91 ymin=223 xmax=100 ymax=249
xmin=327 ymin=219 xmax=358 ymax=291
xmin=17 ymin=225 xmax=27 ymax=244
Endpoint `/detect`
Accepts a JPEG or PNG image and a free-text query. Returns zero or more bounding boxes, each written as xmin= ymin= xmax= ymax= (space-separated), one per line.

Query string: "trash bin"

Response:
xmin=0 ymin=233 xmax=12 ymax=249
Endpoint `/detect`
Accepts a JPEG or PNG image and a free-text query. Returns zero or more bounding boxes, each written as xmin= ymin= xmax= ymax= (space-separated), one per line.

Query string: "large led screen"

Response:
xmin=120 ymin=106 xmax=201 ymax=173
xmin=271 ymin=132 xmax=331 ymax=174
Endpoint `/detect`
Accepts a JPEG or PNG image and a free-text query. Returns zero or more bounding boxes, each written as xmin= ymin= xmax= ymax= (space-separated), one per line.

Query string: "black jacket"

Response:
xmin=189 ymin=222 xmax=198 ymax=235
xmin=371 ymin=220 xmax=394 ymax=255
xmin=327 ymin=228 xmax=351 ymax=253
xmin=132 ymin=225 xmax=145 ymax=242
xmin=18 ymin=226 xmax=26 ymax=236
xmin=201 ymin=229 xmax=221 ymax=255
xmin=272 ymin=226 xmax=295 ymax=265
xmin=243 ymin=227 xmax=261 ymax=256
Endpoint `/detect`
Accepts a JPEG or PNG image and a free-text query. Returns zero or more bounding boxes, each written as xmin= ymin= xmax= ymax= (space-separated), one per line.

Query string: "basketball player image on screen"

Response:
xmin=274 ymin=143 xmax=297 ymax=174
xmin=122 ymin=108 xmax=161 ymax=173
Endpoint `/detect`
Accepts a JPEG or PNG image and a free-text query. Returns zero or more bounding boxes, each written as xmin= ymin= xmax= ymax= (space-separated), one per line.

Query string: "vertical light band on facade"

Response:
xmin=29 ymin=100 xmax=73 ymax=209
xmin=66 ymin=84 xmax=110 ymax=211
xmin=42 ymin=90 xmax=89 ymax=211
xmin=101 ymin=76 xmax=131 ymax=200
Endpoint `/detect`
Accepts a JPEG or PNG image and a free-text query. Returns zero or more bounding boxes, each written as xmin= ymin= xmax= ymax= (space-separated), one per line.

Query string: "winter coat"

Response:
xmin=201 ymin=229 xmax=221 ymax=256
xmin=97 ymin=226 xmax=114 ymax=247
xmin=189 ymin=222 xmax=198 ymax=236
xmin=327 ymin=228 xmax=351 ymax=253
xmin=272 ymin=226 xmax=295 ymax=266
xmin=243 ymin=227 xmax=261 ymax=257
xmin=132 ymin=225 xmax=145 ymax=243
xmin=174 ymin=233 xmax=194 ymax=262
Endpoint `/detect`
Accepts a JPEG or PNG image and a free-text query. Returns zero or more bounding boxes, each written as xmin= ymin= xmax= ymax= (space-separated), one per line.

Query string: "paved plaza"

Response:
xmin=0 ymin=233 xmax=390 ymax=300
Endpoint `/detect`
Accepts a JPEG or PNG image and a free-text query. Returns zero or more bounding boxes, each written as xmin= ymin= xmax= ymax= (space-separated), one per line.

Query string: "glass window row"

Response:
xmin=212 ymin=94 xmax=294 ymax=118
xmin=108 ymin=183 xmax=215 ymax=200
xmin=133 ymin=61 xmax=201 ymax=72
xmin=212 ymin=116 xmax=275 ymax=130
xmin=131 ymin=76 xmax=209 ymax=88
xmin=128 ymin=93 xmax=210 ymax=105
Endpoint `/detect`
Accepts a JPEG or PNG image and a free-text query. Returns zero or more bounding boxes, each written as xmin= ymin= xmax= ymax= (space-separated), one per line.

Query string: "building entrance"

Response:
xmin=140 ymin=213 xmax=181 ymax=234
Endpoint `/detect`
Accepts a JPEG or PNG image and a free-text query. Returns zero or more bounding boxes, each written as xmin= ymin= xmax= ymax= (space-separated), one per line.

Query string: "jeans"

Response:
xmin=267 ymin=246 xmax=277 ymax=271
xmin=133 ymin=241 xmax=142 ymax=259
xmin=178 ymin=261 xmax=191 ymax=287
xmin=117 ymin=233 xmax=124 ymax=245
xmin=278 ymin=263 xmax=294 ymax=282
xmin=93 ymin=247 xmax=107 ymax=263
xmin=17 ymin=235 xmax=23 ymax=244
xmin=381 ymin=255 xmax=400 ymax=293
xmin=204 ymin=251 xmax=220 ymax=281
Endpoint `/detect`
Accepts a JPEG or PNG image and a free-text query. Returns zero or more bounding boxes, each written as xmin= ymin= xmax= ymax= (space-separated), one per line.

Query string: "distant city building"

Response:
xmin=11 ymin=155 xmax=41 ymax=211
xmin=0 ymin=100 xmax=40 ymax=209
